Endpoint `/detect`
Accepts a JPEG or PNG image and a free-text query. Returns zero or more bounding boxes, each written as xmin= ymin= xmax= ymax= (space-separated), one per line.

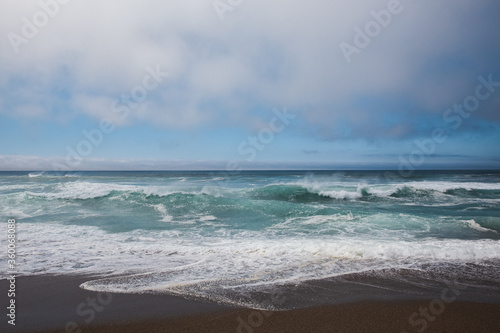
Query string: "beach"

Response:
xmin=1 ymin=274 xmax=499 ymax=332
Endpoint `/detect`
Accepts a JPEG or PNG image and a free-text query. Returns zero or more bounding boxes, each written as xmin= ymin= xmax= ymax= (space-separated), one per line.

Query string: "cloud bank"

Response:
xmin=1 ymin=1 xmax=499 ymax=135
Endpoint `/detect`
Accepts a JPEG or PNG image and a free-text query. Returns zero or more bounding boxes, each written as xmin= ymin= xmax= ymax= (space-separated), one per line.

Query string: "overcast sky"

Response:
xmin=1 ymin=0 xmax=499 ymax=171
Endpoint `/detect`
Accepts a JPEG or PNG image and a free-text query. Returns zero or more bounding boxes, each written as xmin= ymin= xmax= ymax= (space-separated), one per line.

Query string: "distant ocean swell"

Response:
xmin=16 ymin=179 xmax=500 ymax=201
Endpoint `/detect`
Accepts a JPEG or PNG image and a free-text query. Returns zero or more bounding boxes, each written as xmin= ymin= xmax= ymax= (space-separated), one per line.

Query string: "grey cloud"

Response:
xmin=1 ymin=0 xmax=499 ymax=140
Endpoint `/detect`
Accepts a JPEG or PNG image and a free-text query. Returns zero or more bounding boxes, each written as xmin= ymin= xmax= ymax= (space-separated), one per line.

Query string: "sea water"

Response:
xmin=1 ymin=170 xmax=499 ymax=308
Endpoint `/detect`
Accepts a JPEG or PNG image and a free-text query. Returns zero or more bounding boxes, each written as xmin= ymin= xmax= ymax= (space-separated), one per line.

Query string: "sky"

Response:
xmin=1 ymin=0 xmax=499 ymax=171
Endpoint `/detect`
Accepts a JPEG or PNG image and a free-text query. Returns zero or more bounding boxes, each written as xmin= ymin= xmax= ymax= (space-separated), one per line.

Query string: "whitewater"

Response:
xmin=1 ymin=170 xmax=499 ymax=309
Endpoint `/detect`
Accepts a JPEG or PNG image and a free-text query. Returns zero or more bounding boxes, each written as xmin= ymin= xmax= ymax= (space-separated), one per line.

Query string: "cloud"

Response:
xmin=0 ymin=155 xmax=226 ymax=171
xmin=2 ymin=154 xmax=497 ymax=171
xmin=0 ymin=155 xmax=332 ymax=171
xmin=1 ymin=0 xmax=499 ymax=141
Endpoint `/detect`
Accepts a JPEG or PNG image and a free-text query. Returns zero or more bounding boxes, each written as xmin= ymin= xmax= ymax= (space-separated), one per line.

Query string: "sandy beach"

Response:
xmin=2 ymin=275 xmax=499 ymax=333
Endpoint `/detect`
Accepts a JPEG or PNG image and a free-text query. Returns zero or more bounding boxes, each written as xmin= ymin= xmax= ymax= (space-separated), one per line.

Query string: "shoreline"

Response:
xmin=2 ymin=274 xmax=500 ymax=332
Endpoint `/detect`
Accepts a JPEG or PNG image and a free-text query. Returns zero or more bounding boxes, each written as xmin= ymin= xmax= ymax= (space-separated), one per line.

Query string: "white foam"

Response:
xmin=3 ymin=223 xmax=499 ymax=285
xmin=406 ymin=181 xmax=500 ymax=192
xmin=364 ymin=187 xmax=399 ymax=197
xmin=403 ymin=202 xmax=460 ymax=207
xmin=26 ymin=182 xmax=139 ymax=200
xmin=0 ymin=206 xmax=33 ymax=219
xmin=297 ymin=212 xmax=355 ymax=225
xmin=319 ymin=189 xmax=363 ymax=200
xmin=211 ymin=177 xmax=226 ymax=181
xmin=28 ymin=172 xmax=80 ymax=178
xmin=463 ymin=219 xmax=498 ymax=233
xmin=281 ymin=178 xmax=500 ymax=200
xmin=199 ymin=215 xmax=217 ymax=221
xmin=0 ymin=184 xmax=43 ymax=191
xmin=28 ymin=172 xmax=46 ymax=178
xmin=160 ymin=215 xmax=174 ymax=222
xmin=24 ymin=181 xmax=219 ymax=200
xmin=150 ymin=204 xmax=174 ymax=222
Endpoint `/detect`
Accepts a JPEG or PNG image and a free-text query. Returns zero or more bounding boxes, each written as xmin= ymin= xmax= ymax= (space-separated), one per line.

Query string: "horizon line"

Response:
xmin=1 ymin=168 xmax=499 ymax=172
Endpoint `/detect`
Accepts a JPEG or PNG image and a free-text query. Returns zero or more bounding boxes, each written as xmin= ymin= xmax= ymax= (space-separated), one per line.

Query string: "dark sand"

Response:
xmin=1 ymin=275 xmax=499 ymax=333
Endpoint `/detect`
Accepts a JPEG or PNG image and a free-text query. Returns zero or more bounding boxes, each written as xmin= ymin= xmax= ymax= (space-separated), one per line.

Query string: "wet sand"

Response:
xmin=1 ymin=275 xmax=499 ymax=333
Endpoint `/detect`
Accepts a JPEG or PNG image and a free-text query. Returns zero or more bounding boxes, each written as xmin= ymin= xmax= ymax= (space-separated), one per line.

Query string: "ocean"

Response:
xmin=1 ymin=170 xmax=499 ymax=309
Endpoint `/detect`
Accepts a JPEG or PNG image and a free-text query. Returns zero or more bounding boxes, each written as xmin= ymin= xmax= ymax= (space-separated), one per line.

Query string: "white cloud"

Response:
xmin=1 ymin=0 xmax=499 ymax=136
